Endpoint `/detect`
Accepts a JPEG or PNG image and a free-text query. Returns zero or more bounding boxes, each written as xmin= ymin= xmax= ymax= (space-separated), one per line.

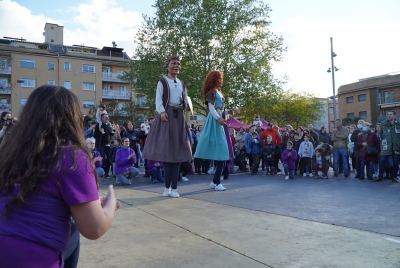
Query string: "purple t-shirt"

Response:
xmin=0 ymin=147 xmax=99 ymax=267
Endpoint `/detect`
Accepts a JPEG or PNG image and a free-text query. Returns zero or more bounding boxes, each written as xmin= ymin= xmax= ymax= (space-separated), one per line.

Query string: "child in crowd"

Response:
xmin=109 ymin=139 xmax=121 ymax=179
xmin=140 ymin=118 xmax=151 ymax=135
xmin=298 ymin=134 xmax=314 ymax=177
xmin=312 ymin=149 xmax=329 ymax=179
xmin=253 ymin=115 xmax=263 ymax=128
xmin=250 ymin=131 xmax=262 ymax=175
xmin=96 ymin=104 xmax=108 ymax=130
xmin=262 ymin=134 xmax=276 ymax=175
xmin=147 ymin=160 xmax=164 ymax=183
xmin=292 ymin=133 xmax=302 ymax=175
xmin=282 ymin=141 xmax=297 ymax=180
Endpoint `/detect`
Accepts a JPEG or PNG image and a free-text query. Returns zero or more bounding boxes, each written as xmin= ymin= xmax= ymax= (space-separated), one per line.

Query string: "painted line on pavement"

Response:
xmin=386 ymin=238 xmax=400 ymax=244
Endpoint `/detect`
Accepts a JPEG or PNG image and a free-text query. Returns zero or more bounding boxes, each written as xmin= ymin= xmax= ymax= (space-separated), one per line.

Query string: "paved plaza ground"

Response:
xmin=79 ymin=167 xmax=400 ymax=268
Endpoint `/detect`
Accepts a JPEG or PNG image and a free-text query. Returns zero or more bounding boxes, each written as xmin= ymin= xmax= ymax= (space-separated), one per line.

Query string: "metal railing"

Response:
xmin=102 ymin=72 xmax=126 ymax=82
xmin=0 ymin=85 xmax=11 ymax=94
xmin=0 ymin=103 xmax=11 ymax=110
xmin=0 ymin=66 xmax=11 ymax=75
xmin=377 ymin=95 xmax=400 ymax=104
xmin=102 ymin=90 xmax=130 ymax=100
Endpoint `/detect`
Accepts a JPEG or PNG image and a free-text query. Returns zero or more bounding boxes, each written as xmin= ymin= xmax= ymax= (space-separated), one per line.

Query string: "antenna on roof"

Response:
xmin=112 ymin=41 xmax=117 ymax=48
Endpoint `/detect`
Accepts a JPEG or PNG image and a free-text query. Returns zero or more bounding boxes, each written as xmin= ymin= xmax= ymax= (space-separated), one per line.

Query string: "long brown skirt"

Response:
xmin=143 ymin=105 xmax=192 ymax=163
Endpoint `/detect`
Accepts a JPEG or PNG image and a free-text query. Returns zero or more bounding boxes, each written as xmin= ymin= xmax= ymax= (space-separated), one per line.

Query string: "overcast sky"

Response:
xmin=1 ymin=0 xmax=400 ymax=98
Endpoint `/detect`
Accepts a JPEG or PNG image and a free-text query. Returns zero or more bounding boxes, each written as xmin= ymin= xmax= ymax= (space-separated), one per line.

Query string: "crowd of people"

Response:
xmin=1 ymin=55 xmax=399 ymax=267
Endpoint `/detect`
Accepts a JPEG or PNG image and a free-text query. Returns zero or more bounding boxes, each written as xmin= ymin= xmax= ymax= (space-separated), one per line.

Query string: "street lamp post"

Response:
xmin=327 ymin=37 xmax=339 ymax=123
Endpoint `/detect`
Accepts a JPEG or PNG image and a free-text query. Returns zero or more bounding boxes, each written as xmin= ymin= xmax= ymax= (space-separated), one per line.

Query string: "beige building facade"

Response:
xmin=0 ymin=23 xmax=132 ymax=118
xmin=337 ymin=73 xmax=400 ymax=124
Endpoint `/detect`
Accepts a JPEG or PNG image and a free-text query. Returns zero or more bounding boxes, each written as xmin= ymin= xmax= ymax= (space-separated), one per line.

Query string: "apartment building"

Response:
xmin=337 ymin=73 xmax=400 ymax=123
xmin=0 ymin=23 xmax=132 ymax=117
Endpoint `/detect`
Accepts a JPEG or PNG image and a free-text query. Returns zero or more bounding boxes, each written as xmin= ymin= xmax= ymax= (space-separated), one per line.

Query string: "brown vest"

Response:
xmin=159 ymin=77 xmax=187 ymax=110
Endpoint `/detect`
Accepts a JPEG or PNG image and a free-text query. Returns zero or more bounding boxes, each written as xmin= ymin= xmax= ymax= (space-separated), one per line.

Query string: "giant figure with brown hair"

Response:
xmin=0 ymin=85 xmax=120 ymax=267
xmin=194 ymin=70 xmax=229 ymax=191
xmin=142 ymin=55 xmax=192 ymax=198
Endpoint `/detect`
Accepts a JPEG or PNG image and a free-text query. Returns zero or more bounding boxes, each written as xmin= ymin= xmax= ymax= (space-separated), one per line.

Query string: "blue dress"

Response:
xmin=194 ymin=91 xmax=229 ymax=161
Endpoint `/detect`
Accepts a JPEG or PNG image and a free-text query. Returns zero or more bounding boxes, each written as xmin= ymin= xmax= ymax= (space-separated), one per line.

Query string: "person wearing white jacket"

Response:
xmin=298 ymin=134 xmax=315 ymax=177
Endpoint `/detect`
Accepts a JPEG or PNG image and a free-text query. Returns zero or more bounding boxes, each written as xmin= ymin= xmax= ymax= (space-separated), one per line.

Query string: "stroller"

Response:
xmin=233 ymin=147 xmax=248 ymax=172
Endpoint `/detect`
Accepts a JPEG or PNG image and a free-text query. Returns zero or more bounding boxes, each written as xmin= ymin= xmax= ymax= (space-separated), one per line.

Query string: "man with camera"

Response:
xmin=0 ymin=112 xmax=13 ymax=145
xmin=94 ymin=114 xmax=115 ymax=178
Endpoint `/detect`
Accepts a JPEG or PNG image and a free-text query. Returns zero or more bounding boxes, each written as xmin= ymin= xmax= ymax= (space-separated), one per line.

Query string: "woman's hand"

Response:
xmin=100 ymin=186 xmax=121 ymax=211
xmin=161 ymin=112 xmax=168 ymax=122
xmin=217 ymin=118 xmax=226 ymax=126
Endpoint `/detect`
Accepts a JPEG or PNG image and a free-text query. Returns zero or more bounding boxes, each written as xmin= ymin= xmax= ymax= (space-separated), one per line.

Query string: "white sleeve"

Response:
xmin=208 ymin=102 xmax=221 ymax=120
xmin=155 ymin=82 xmax=165 ymax=114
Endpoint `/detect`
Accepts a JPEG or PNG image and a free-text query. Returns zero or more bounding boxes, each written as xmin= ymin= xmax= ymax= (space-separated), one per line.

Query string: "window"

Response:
xmin=117 ymin=69 xmax=124 ymax=75
xmin=48 ymin=80 xmax=55 ymax=85
xmin=83 ymin=82 xmax=95 ymax=91
xmin=118 ymin=86 xmax=126 ymax=92
xmin=102 ymin=67 xmax=110 ymax=73
xmin=346 ymin=96 xmax=354 ymax=103
xmin=136 ymin=96 xmax=147 ymax=107
xmin=83 ymin=100 xmax=95 ymax=109
xmin=64 ymin=81 xmax=71 ymax=89
xmin=103 ymin=85 xmax=110 ymax=91
xmin=20 ymin=78 xmax=35 ymax=88
xmin=48 ymin=61 xmax=55 ymax=70
xmin=347 ymin=113 xmax=354 ymax=119
xmin=358 ymin=94 xmax=366 ymax=102
xmin=82 ymin=64 xmax=95 ymax=73
xmin=0 ymin=78 xmax=8 ymax=88
xmin=384 ymin=91 xmax=393 ymax=103
xmin=359 ymin=111 xmax=367 ymax=119
xmin=20 ymin=59 xmax=35 ymax=68
xmin=190 ymin=116 xmax=198 ymax=121
xmin=64 ymin=62 xmax=71 ymax=71
xmin=20 ymin=98 xmax=27 ymax=107
xmin=330 ymin=121 xmax=335 ymax=128
xmin=329 ymin=107 xmax=333 ymax=114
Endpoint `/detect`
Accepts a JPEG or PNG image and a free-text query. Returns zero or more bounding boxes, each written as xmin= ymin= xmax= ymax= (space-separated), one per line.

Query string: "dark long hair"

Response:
xmin=0 ymin=85 xmax=96 ymax=216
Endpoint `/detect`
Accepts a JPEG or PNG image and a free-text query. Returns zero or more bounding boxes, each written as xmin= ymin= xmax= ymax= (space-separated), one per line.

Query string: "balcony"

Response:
xmin=102 ymin=90 xmax=130 ymax=100
xmin=0 ymin=84 xmax=11 ymax=94
xmin=377 ymin=95 xmax=400 ymax=105
xmin=0 ymin=103 xmax=11 ymax=111
xmin=0 ymin=66 xmax=11 ymax=75
xmin=102 ymin=72 xmax=126 ymax=83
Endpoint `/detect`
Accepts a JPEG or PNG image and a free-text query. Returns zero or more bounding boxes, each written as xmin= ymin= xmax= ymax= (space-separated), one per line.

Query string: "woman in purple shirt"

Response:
xmin=115 ymin=137 xmax=140 ymax=185
xmin=0 ymin=85 xmax=120 ymax=268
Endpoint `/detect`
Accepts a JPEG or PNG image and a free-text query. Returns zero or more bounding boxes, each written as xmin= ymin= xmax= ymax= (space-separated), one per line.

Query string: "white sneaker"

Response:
xmin=285 ymin=176 xmax=289 ymax=180
xmin=207 ymin=167 xmax=215 ymax=175
xmin=308 ymin=173 xmax=313 ymax=177
xmin=162 ymin=188 xmax=170 ymax=197
xmin=128 ymin=179 xmax=132 ymax=185
xmin=170 ymin=189 xmax=180 ymax=198
xmin=303 ymin=173 xmax=307 ymax=177
xmin=220 ymin=176 xmax=224 ymax=181
xmin=373 ymin=173 xmax=378 ymax=179
xmin=214 ymin=184 xmax=226 ymax=191
xmin=210 ymin=182 xmax=216 ymax=189
xmin=181 ymin=176 xmax=189 ymax=182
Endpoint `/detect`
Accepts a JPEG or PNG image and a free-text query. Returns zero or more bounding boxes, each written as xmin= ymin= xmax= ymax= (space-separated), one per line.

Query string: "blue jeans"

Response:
xmin=63 ymin=222 xmax=80 ymax=268
xmin=95 ymin=167 xmax=104 ymax=177
xmin=333 ymin=148 xmax=349 ymax=175
xmin=379 ymin=154 xmax=399 ymax=179
xmin=116 ymin=167 xmax=140 ymax=185
xmin=149 ymin=167 xmax=164 ymax=182
xmin=283 ymin=164 xmax=294 ymax=179
xmin=359 ymin=161 xmax=374 ymax=177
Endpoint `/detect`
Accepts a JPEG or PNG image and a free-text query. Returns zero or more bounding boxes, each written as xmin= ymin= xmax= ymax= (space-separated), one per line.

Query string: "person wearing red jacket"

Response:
xmin=260 ymin=123 xmax=282 ymax=173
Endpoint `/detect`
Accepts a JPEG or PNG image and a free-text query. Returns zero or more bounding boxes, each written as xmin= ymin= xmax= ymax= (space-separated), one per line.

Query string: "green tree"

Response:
xmin=125 ymin=0 xmax=286 ymax=115
xmin=242 ymin=91 xmax=325 ymax=127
